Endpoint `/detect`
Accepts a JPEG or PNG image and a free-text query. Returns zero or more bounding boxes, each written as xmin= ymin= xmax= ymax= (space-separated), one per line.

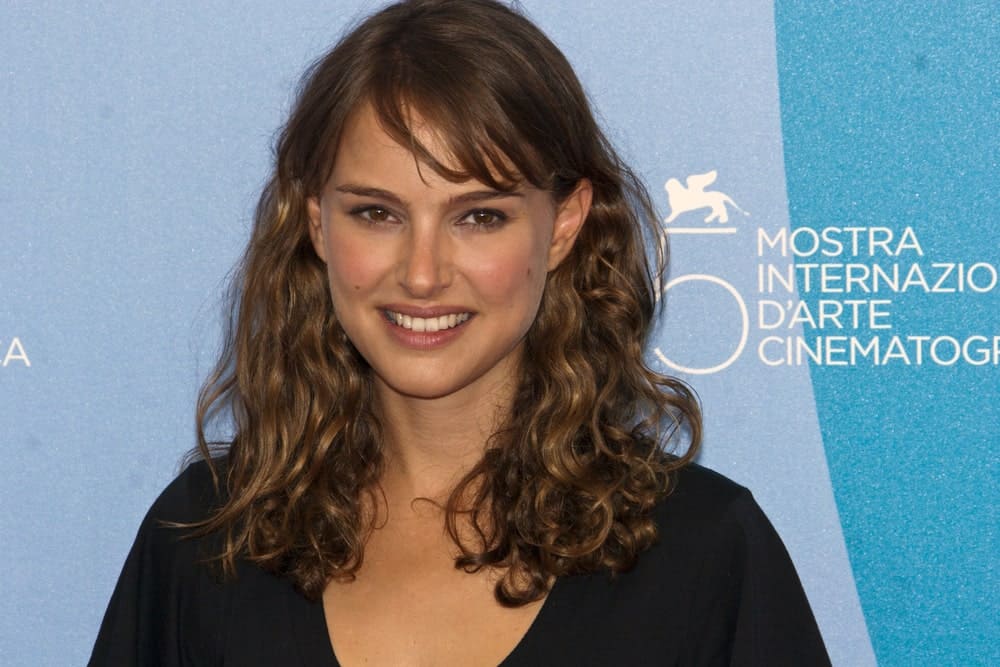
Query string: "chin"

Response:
xmin=367 ymin=364 xmax=460 ymax=396
xmin=379 ymin=378 xmax=471 ymax=401
xmin=364 ymin=347 xmax=524 ymax=404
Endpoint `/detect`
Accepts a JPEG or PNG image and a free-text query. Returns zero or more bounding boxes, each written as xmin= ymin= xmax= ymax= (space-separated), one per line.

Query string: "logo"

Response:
xmin=650 ymin=165 xmax=999 ymax=374
xmin=664 ymin=170 xmax=749 ymax=226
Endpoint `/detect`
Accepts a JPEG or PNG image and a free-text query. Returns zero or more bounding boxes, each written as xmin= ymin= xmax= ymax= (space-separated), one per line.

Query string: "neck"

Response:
xmin=374 ymin=375 xmax=516 ymax=504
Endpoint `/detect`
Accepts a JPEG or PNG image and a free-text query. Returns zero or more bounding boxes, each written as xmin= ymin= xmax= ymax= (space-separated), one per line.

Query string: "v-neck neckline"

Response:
xmin=291 ymin=575 xmax=564 ymax=666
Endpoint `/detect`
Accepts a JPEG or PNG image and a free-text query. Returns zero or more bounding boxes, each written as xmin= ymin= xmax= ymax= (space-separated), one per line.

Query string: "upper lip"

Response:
xmin=381 ymin=304 xmax=474 ymax=317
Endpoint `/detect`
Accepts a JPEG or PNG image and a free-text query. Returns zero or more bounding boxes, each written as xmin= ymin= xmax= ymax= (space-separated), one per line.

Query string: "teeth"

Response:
xmin=386 ymin=311 xmax=470 ymax=331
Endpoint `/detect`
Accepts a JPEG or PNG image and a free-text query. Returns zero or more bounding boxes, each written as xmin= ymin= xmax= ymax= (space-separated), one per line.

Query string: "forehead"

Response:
xmin=331 ymin=104 xmax=452 ymax=183
xmin=325 ymin=104 xmax=559 ymax=219
xmin=330 ymin=103 xmax=522 ymax=191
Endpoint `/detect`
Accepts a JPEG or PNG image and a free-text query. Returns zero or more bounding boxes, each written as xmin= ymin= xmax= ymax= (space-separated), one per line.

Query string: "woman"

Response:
xmin=92 ymin=1 xmax=830 ymax=665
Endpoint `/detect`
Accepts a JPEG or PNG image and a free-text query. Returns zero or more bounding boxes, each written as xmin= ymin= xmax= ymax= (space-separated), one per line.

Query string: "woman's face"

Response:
xmin=308 ymin=105 xmax=590 ymax=404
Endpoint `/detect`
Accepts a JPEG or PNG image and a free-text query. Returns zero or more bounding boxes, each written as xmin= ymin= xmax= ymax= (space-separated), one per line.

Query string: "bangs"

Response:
xmin=362 ymin=45 xmax=552 ymax=192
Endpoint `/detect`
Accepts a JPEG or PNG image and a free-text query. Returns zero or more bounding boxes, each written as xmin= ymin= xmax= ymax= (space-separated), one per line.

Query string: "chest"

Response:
xmin=197 ymin=527 xmax=728 ymax=667
xmin=321 ymin=523 xmax=544 ymax=667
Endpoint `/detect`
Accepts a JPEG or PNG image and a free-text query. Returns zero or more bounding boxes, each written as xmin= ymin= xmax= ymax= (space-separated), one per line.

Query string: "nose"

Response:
xmin=398 ymin=222 xmax=452 ymax=297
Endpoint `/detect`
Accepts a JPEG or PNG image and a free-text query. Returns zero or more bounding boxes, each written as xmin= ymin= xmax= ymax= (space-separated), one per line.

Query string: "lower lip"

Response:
xmin=382 ymin=314 xmax=472 ymax=349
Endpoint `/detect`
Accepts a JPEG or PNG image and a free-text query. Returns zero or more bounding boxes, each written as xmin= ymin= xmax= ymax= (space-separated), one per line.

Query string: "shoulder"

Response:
xmin=652 ymin=461 xmax=758 ymax=534
xmin=532 ymin=463 xmax=829 ymax=664
xmin=145 ymin=456 xmax=228 ymax=526
xmin=127 ymin=455 xmax=230 ymax=575
xmin=665 ymin=461 xmax=749 ymax=507
xmin=117 ymin=456 xmax=231 ymax=592
xmin=647 ymin=462 xmax=831 ymax=664
xmin=90 ymin=457 xmax=232 ymax=665
xmin=648 ymin=462 xmax=795 ymax=578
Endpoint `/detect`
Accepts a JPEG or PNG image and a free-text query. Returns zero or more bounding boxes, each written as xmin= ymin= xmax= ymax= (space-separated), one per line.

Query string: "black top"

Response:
xmin=90 ymin=460 xmax=831 ymax=666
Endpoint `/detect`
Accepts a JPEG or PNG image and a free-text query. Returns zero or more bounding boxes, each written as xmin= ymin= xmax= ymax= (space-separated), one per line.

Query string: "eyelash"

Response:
xmin=348 ymin=206 xmax=508 ymax=230
xmin=350 ymin=205 xmax=398 ymax=225
xmin=459 ymin=208 xmax=508 ymax=229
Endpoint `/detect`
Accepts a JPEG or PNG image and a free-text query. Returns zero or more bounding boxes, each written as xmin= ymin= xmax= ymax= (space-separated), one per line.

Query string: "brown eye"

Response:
xmin=350 ymin=206 xmax=398 ymax=225
xmin=366 ymin=207 xmax=390 ymax=222
xmin=462 ymin=209 xmax=507 ymax=228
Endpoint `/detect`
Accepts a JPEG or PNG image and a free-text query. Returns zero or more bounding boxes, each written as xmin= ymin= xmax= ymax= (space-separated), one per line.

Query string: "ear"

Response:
xmin=547 ymin=179 xmax=592 ymax=271
xmin=306 ymin=195 xmax=328 ymax=263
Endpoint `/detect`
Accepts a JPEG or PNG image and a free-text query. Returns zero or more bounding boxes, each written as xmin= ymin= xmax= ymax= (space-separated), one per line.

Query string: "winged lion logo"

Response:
xmin=664 ymin=170 xmax=749 ymax=224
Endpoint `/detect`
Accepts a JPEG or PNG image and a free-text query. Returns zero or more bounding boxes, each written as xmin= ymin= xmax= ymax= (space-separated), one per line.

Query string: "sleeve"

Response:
xmin=89 ymin=461 xmax=228 ymax=667
xmin=690 ymin=489 xmax=832 ymax=667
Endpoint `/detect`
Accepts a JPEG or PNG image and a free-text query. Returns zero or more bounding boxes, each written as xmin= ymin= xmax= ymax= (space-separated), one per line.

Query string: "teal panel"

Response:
xmin=775 ymin=2 xmax=998 ymax=665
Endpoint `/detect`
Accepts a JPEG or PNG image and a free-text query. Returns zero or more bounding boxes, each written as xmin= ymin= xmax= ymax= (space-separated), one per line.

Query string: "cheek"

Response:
xmin=324 ymin=230 xmax=387 ymax=294
xmin=466 ymin=239 xmax=549 ymax=309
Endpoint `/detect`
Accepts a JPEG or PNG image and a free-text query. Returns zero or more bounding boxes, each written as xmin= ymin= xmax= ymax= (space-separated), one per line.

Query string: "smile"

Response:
xmin=383 ymin=310 xmax=471 ymax=332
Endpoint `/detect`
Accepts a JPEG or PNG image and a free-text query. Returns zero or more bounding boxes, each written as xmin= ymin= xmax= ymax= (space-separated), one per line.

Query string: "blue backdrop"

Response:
xmin=1 ymin=2 xmax=995 ymax=665
xmin=776 ymin=2 xmax=998 ymax=663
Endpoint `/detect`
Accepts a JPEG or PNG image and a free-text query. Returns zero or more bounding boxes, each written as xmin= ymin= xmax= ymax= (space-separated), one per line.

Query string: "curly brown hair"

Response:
xmin=190 ymin=0 xmax=701 ymax=606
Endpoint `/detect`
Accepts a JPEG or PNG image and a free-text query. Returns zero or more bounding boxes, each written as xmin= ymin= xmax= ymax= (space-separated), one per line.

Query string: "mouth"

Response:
xmin=383 ymin=309 xmax=472 ymax=333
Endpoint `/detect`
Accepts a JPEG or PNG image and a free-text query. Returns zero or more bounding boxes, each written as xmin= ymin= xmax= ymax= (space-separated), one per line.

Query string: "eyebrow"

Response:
xmin=333 ymin=184 xmax=525 ymax=206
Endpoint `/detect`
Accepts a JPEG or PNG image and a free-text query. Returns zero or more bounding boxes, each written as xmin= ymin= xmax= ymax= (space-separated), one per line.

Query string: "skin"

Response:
xmin=307 ymin=105 xmax=591 ymax=666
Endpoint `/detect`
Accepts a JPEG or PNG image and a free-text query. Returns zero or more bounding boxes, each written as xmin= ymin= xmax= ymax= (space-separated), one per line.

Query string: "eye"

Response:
xmin=350 ymin=206 xmax=398 ymax=225
xmin=460 ymin=209 xmax=507 ymax=229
